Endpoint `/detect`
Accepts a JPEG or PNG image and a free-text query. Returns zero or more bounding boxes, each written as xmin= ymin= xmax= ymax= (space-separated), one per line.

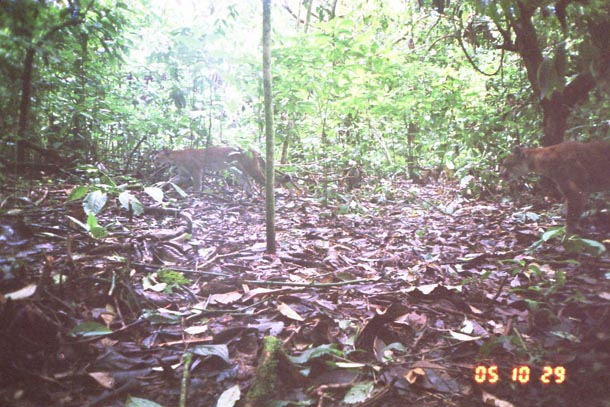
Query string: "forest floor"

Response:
xmin=1 ymin=171 xmax=609 ymax=407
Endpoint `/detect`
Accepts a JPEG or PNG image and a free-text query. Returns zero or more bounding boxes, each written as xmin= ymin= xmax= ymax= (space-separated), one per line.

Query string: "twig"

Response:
xmin=241 ymin=278 xmax=377 ymax=288
xmin=179 ymin=352 xmax=193 ymax=407
xmin=82 ymin=379 xmax=139 ymax=407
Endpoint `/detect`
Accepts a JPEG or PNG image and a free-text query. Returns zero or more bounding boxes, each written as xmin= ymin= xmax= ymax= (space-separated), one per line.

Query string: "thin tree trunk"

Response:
xmin=16 ymin=47 xmax=35 ymax=163
xmin=15 ymin=17 xmax=82 ymax=163
xmin=263 ymin=0 xmax=276 ymax=254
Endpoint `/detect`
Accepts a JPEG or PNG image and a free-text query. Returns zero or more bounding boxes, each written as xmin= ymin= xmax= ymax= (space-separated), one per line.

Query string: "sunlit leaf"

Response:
xmin=215 ymin=384 xmax=241 ymax=407
xmin=145 ymin=186 xmax=164 ymax=203
xmin=83 ymin=190 xmax=108 ymax=215
xmin=449 ymin=330 xmax=481 ymax=341
xmin=89 ymin=371 xmax=115 ymax=389
xmin=5 ymin=283 xmax=37 ymax=300
xmin=169 ymin=182 xmax=189 ymax=197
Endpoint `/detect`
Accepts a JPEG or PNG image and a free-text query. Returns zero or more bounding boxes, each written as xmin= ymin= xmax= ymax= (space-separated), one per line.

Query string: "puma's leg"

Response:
xmin=562 ymin=181 xmax=586 ymax=234
xmin=193 ymin=171 xmax=203 ymax=192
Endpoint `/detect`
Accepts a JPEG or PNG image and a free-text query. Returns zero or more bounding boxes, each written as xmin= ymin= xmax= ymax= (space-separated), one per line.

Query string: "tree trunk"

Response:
xmin=540 ymin=96 xmax=568 ymax=146
xmin=15 ymin=17 xmax=83 ymax=164
xmin=262 ymin=0 xmax=276 ymax=254
xmin=508 ymin=2 xmax=601 ymax=146
xmin=16 ymin=48 xmax=35 ymax=163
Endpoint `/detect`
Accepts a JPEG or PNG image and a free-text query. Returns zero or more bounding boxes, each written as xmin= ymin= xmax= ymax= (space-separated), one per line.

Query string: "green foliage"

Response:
xmin=529 ymin=226 xmax=606 ymax=256
xmin=65 ymin=164 xmax=148 ymax=239
xmin=66 ymin=213 xmax=109 ymax=239
xmin=1 ymin=0 xmax=608 ymax=202
xmin=270 ymin=0 xmax=545 ymax=197
xmin=0 ymin=0 xmax=132 ymax=163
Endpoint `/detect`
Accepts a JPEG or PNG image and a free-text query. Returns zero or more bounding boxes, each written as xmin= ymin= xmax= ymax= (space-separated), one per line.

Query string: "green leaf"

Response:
xmin=538 ymin=57 xmax=558 ymax=99
xmin=145 ymin=187 xmax=164 ymax=203
xmin=215 ymin=385 xmax=241 ymax=407
xmin=564 ymin=236 xmax=606 ymax=256
xmin=191 ymin=344 xmax=230 ymax=364
xmin=528 ymin=226 xmax=565 ymax=252
xmin=70 ymin=321 xmax=112 ymax=337
xmin=169 ymin=182 xmax=189 ymax=198
xmin=86 ymin=212 xmax=99 ymax=229
xmin=541 ymin=226 xmax=565 ymax=242
xmin=343 ymin=381 xmax=374 ymax=404
xmin=89 ymin=225 xmax=109 ymax=239
xmin=68 ymin=185 xmax=89 ymax=201
xmin=125 ymin=397 xmax=165 ymax=407
xmin=83 ymin=190 xmax=107 ymax=215
xmin=86 ymin=213 xmax=108 ymax=238
xmin=459 ymin=174 xmax=474 ymax=189
xmin=288 ymin=344 xmax=341 ymax=364
xmin=67 ymin=215 xmax=89 ymax=232
xmin=142 ymin=311 xmax=180 ymax=325
xmin=119 ymin=191 xmax=144 ymax=216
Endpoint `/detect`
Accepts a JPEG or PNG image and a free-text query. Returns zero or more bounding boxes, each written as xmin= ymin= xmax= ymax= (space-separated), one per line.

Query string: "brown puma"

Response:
xmin=500 ymin=141 xmax=610 ymax=233
xmin=155 ymin=146 xmax=265 ymax=194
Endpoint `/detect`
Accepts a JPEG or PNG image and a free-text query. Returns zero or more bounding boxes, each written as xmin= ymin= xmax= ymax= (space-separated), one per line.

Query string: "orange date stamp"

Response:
xmin=474 ymin=365 xmax=567 ymax=385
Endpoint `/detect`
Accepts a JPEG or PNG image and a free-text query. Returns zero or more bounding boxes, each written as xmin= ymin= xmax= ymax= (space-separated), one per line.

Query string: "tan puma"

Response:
xmin=155 ymin=146 xmax=265 ymax=194
xmin=500 ymin=141 xmax=610 ymax=233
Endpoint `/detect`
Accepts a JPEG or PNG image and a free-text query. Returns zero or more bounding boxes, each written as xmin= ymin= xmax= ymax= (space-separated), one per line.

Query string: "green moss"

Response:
xmin=245 ymin=336 xmax=283 ymax=407
xmin=157 ymin=269 xmax=189 ymax=286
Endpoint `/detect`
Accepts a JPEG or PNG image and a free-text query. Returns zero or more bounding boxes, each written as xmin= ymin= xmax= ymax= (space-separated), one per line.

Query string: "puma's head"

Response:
xmin=500 ymin=146 xmax=530 ymax=180
xmin=154 ymin=149 xmax=174 ymax=165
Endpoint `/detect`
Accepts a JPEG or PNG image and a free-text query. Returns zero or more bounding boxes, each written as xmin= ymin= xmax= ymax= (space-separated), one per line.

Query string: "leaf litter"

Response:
xmin=0 ymin=174 xmax=609 ymax=407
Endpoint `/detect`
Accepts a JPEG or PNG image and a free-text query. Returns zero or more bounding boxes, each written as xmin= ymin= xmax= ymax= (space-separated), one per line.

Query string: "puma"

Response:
xmin=155 ymin=146 xmax=265 ymax=195
xmin=500 ymin=141 xmax=610 ymax=233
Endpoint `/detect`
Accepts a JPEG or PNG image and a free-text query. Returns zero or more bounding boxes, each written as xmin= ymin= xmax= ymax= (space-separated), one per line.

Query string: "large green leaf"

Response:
xmin=83 ymin=190 xmax=107 ymax=216
xmin=119 ymin=191 xmax=144 ymax=216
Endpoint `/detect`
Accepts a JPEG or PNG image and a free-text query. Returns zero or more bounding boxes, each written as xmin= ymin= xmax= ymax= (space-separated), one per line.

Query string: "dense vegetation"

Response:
xmin=2 ymin=0 xmax=609 ymax=192
xmin=1 ymin=1 xmax=610 ymax=406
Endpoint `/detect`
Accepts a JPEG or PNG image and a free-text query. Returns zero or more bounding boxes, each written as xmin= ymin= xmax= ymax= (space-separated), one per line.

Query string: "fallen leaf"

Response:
xmin=277 ymin=302 xmax=305 ymax=321
xmin=88 ymin=371 xmax=115 ymax=389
